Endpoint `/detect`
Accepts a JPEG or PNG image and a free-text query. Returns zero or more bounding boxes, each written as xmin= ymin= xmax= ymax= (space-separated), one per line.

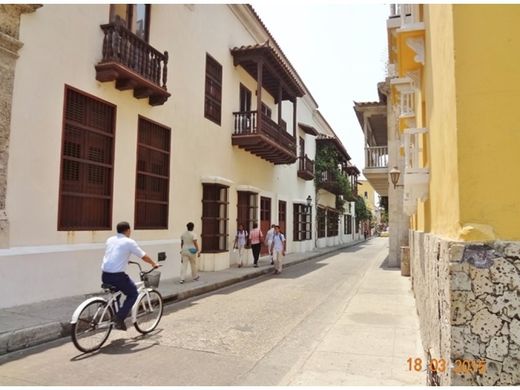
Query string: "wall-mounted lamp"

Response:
xmin=389 ymin=166 xmax=404 ymax=189
xmin=306 ymin=195 xmax=312 ymax=207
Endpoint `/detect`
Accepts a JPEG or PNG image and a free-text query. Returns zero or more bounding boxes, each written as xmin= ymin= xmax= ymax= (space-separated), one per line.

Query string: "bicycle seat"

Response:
xmin=101 ymin=283 xmax=118 ymax=292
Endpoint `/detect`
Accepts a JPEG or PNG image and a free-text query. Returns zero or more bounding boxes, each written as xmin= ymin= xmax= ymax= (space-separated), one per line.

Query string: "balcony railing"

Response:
xmin=95 ymin=17 xmax=170 ymax=106
xmin=389 ymin=4 xmax=422 ymax=28
xmin=232 ymin=111 xmax=297 ymax=164
xmin=365 ymin=146 xmax=389 ymax=169
xmin=297 ymin=155 xmax=315 ymax=180
xmin=318 ymin=170 xmax=342 ymax=195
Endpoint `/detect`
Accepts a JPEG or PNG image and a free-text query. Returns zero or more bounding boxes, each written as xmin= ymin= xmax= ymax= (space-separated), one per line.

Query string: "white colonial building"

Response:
xmin=0 ymin=4 xmax=361 ymax=308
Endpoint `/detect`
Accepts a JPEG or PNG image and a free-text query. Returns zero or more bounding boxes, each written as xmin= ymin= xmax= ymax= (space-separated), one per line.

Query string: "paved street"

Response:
xmin=0 ymin=238 xmax=424 ymax=386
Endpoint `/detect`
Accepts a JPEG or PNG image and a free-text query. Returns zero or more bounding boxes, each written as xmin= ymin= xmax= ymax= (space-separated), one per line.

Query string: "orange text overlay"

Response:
xmin=406 ymin=358 xmax=487 ymax=375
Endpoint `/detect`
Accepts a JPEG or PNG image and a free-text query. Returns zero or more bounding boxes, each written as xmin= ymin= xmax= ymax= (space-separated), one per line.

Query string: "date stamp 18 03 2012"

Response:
xmin=407 ymin=357 xmax=487 ymax=375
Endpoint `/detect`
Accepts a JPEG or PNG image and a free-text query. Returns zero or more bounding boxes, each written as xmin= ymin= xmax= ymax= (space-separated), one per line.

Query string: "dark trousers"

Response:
xmin=251 ymin=243 xmax=261 ymax=264
xmin=102 ymin=272 xmax=138 ymax=321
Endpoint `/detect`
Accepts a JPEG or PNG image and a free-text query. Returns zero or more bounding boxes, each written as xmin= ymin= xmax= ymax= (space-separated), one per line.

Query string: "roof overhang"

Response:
xmin=298 ymin=122 xmax=319 ymax=136
xmin=353 ymin=101 xmax=388 ymax=146
xmin=231 ymin=41 xmax=305 ymax=102
xmin=316 ymin=136 xmax=351 ymax=162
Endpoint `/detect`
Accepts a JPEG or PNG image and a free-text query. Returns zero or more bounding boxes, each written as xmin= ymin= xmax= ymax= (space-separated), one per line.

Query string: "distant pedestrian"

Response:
xmin=265 ymin=224 xmax=275 ymax=265
xmin=180 ymin=222 xmax=200 ymax=284
xmin=233 ymin=224 xmax=248 ymax=267
xmin=270 ymin=225 xmax=286 ymax=274
xmin=249 ymin=222 xmax=263 ymax=268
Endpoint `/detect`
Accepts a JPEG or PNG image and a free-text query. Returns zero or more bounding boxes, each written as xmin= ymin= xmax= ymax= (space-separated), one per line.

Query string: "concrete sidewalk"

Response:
xmin=0 ymin=239 xmax=364 ymax=356
xmin=286 ymin=247 xmax=425 ymax=385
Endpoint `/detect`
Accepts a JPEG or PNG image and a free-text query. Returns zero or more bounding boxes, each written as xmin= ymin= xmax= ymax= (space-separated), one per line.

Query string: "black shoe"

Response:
xmin=270 ymin=261 xmax=274 ymax=265
xmin=254 ymin=264 xmax=258 ymax=268
xmin=114 ymin=318 xmax=127 ymax=331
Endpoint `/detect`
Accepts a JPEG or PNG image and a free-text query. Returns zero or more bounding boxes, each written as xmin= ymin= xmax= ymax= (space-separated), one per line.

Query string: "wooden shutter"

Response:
xmin=135 ymin=116 xmax=170 ymax=229
xmin=58 ymin=86 xmax=115 ymax=230
xmin=278 ymin=200 xmax=286 ymax=235
xmin=317 ymin=207 xmax=326 ymax=238
xmin=204 ymin=54 xmax=222 ymax=125
xmin=201 ymin=184 xmax=228 ymax=252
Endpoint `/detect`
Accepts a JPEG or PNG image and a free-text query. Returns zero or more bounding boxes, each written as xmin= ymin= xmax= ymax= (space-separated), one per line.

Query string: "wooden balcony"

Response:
xmin=232 ymin=111 xmax=297 ymax=165
xmin=318 ymin=171 xmax=342 ymax=195
xmin=297 ymin=155 xmax=315 ymax=180
xmin=95 ymin=17 xmax=171 ymax=106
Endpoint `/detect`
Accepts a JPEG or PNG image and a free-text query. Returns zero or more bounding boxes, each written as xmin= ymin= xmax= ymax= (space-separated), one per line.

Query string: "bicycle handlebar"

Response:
xmin=129 ymin=260 xmax=161 ymax=275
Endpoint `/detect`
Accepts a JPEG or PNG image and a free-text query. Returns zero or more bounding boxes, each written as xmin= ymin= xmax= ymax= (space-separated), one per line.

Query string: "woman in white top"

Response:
xmin=233 ymin=224 xmax=249 ymax=268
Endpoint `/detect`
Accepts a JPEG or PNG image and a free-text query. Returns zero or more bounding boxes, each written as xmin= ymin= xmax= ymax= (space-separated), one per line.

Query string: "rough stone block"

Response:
xmin=501 ymin=322 xmax=510 ymax=336
xmin=511 ymin=319 xmax=520 ymax=346
xmin=449 ymin=244 xmax=465 ymax=262
xmin=450 ymin=261 xmax=469 ymax=273
xmin=470 ymin=309 xmax=503 ymax=343
xmin=478 ymin=360 xmax=502 ymax=386
xmin=452 ymin=298 xmax=473 ymax=325
xmin=472 ymin=272 xmax=495 ymax=296
xmin=510 ymin=342 xmax=520 ymax=359
xmin=499 ymin=372 xmax=513 ymax=385
xmin=486 ymin=336 xmax=509 ymax=361
xmin=504 ymin=242 xmax=520 ymax=259
xmin=490 ymin=258 xmax=520 ymax=291
xmin=466 ymin=297 xmax=486 ymax=315
xmin=451 ymin=326 xmax=465 ymax=358
xmin=464 ymin=331 xmax=482 ymax=357
xmin=502 ymin=356 xmax=520 ymax=383
xmin=451 ymin=271 xmax=472 ymax=291
xmin=485 ymin=291 xmax=520 ymax=319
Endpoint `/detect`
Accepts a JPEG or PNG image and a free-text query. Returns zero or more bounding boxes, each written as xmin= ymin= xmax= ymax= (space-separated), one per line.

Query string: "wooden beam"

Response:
xmin=293 ymin=98 xmax=297 ymax=139
xmin=257 ymin=60 xmax=263 ymax=133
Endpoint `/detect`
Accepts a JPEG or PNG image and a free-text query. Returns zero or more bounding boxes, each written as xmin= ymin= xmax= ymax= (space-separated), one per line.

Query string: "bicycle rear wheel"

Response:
xmin=134 ymin=289 xmax=163 ymax=334
xmin=71 ymin=299 xmax=113 ymax=352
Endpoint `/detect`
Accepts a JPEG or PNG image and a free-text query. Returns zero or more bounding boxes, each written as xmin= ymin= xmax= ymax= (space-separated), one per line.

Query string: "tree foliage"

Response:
xmin=355 ymin=196 xmax=372 ymax=222
xmin=315 ymin=144 xmax=353 ymax=212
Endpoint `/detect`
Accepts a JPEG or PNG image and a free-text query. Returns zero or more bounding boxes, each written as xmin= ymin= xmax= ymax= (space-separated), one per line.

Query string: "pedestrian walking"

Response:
xmin=233 ymin=224 xmax=249 ymax=267
xmin=180 ymin=222 xmax=200 ymax=284
xmin=270 ymin=225 xmax=286 ymax=275
xmin=249 ymin=222 xmax=263 ymax=268
xmin=265 ymin=224 xmax=275 ymax=265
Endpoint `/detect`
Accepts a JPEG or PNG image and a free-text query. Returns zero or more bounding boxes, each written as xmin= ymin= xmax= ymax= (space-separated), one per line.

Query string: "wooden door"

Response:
xmin=260 ymin=196 xmax=271 ymax=254
xmin=278 ymin=200 xmax=286 ymax=238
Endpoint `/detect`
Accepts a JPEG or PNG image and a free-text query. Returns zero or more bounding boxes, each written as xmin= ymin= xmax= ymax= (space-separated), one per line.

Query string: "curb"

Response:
xmin=0 ymin=239 xmax=365 ymax=356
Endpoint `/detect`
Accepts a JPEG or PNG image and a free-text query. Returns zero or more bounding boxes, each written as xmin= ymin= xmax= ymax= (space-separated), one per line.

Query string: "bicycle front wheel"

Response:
xmin=71 ymin=299 xmax=113 ymax=353
xmin=134 ymin=289 xmax=163 ymax=334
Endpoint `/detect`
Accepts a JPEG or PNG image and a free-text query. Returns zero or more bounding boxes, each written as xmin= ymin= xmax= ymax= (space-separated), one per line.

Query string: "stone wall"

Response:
xmin=410 ymin=231 xmax=520 ymax=385
xmin=0 ymin=5 xmax=40 ymax=247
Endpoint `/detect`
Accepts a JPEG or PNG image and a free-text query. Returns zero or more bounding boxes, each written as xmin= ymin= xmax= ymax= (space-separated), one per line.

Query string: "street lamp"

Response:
xmin=389 ymin=166 xmax=404 ymax=189
xmin=306 ymin=195 xmax=312 ymax=208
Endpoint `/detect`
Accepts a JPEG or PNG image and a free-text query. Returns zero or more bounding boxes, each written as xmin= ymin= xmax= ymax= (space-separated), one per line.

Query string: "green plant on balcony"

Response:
xmin=315 ymin=144 xmax=353 ymax=212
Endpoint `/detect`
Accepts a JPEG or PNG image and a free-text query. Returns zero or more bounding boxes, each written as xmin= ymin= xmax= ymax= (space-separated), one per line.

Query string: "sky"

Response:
xmin=251 ymin=3 xmax=389 ymax=179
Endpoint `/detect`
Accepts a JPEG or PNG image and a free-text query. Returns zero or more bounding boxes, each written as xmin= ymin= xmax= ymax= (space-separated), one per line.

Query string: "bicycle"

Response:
xmin=70 ymin=261 xmax=164 ymax=353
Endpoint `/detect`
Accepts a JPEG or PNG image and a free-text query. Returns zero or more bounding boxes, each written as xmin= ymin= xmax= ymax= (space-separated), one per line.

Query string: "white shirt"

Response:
xmin=101 ymin=234 xmax=146 ymax=273
xmin=266 ymin=228 xmax=275 ymax=243
xmin=181 ymin=230 xmax=198 ymax=249
xmin=272 ymin=233 xmax=286 ymax=252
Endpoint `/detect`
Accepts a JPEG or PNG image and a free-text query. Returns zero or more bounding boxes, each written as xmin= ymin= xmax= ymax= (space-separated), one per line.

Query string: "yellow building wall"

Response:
xmin=423 ymin=4 xmax=461 ymax=238
xmin=358 ymin=180 xmax=376 ymax=212
xmin=452 ymin=5 xmax=520 ymax=241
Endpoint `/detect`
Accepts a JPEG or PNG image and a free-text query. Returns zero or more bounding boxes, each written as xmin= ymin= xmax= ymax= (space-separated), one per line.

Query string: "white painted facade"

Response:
xmin=1 ymin=4 xmax=360 ymax=308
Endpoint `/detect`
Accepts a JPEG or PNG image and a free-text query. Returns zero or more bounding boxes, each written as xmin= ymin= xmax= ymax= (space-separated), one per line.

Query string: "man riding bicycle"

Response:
xmin=101 ymin=221 xmax=159 ymax=331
